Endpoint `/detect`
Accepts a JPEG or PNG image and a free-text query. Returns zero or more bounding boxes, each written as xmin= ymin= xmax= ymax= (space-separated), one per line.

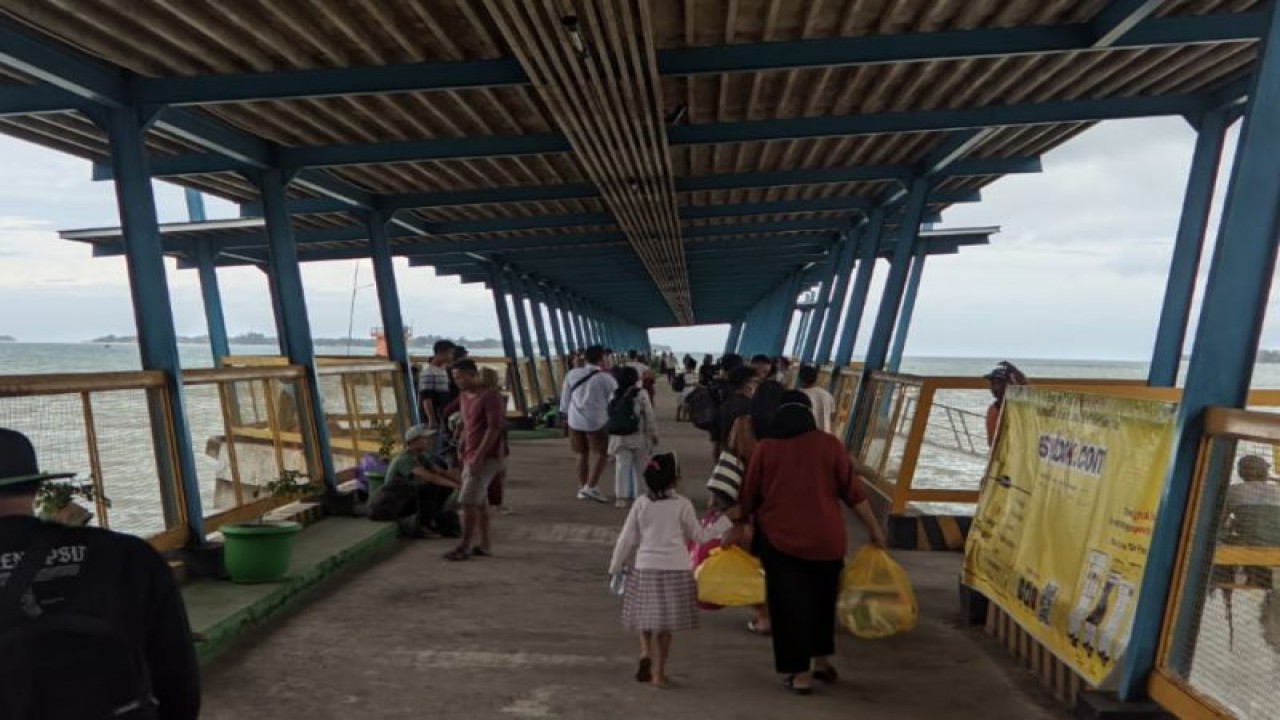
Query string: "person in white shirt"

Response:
xmin=797 ymin=364 xmax=836 ymax=435
xmin=1219 ymin=455 xmax=1280 ymax=589
xmin=607 ymin=366 xmax=659 ymax=508
xmin=609 ymin=452 xmax=731 ymax=688
xmin=560 ymin=345 xmax=618 ymax=503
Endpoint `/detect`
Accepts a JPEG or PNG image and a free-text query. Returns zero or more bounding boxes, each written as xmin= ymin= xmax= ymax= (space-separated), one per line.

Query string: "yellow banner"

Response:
xmin=962 ymin=387 xmax=1177 ymax=687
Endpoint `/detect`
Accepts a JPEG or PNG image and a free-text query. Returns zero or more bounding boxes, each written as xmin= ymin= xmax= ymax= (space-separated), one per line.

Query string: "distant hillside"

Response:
xmin=88 ymin=332 xmax=503 ymax=349
xmin=1260 ymin=350 xmax=1280 ymax=363
xmin=0 ymin=335 xmax=14 ymax=342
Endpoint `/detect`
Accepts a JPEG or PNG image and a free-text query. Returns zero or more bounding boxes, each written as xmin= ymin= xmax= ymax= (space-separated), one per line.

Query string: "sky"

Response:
xmin=0 ymin=115 xmax=1270 ymax=361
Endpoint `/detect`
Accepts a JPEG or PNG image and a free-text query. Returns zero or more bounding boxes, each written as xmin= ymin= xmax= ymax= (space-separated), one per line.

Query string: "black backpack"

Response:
xmin=671 ymin=374 xmax=687 ymax=393
xmin=0 ymin=532 xmax=158 ymax=719
xmin=606 ymin=389 xmax=641 ymax=436
xmin=686 ymin=385 xmax=721 ymax=431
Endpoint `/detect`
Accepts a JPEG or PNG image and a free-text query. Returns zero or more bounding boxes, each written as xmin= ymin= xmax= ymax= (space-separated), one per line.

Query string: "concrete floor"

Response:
xmin=201 ymin=386 xmax=1068 ymax=720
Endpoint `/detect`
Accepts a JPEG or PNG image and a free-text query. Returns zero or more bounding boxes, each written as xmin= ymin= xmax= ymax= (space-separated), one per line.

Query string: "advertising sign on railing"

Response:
xmin=962 ymin=387 xmax=1178 ymax=687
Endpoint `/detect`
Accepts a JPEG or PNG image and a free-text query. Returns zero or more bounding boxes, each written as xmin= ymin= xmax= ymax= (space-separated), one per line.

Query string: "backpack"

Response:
xmin=686 ymin=385 xmax=721 ymax=431
xmin=0 ymin=532 xmax=158 ymax=719
xmin=606 ymin=389 xmax=641 ymax=436
xmin=671 ymin=374 xmax=687 ymax=393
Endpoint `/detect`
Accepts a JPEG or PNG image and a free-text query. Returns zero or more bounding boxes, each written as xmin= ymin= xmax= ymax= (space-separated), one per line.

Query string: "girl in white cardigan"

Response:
xmin=609 ymin=452 xmax=731 ymax=688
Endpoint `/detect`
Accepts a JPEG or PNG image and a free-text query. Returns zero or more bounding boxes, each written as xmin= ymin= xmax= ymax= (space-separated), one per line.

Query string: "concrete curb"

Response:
xmin=192 ymin=520 xmax=399 ymax=664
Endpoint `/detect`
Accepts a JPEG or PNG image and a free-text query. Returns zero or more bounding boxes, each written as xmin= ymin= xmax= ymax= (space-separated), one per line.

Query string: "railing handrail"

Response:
xmin=0 ymin=370 xmax=167 ymax=395
xmin=183 ymin=366 xmax=307 ymax=384
xmin=1203 ymin=406 xmax=1280 ymax=441
xmin=315 ymin=361 xmax=400 ymax=376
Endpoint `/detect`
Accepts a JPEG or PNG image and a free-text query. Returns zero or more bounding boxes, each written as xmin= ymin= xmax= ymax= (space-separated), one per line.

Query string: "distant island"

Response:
xmin=1260 ymin=350 xmax=1280 ymax=363
xmin=89 ymin=332 xmax=505 ymax=349
xmin=0 ymin=335 xmax=14 ymax=342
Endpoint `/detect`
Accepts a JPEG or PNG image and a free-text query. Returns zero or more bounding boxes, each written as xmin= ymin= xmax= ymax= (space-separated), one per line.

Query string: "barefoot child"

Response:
xmin=608 ymin=452 xmax=731 ymax=688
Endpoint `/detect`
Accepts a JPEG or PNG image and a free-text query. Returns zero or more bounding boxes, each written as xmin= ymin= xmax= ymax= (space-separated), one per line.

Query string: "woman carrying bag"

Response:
xmin=727 ymin=391 xmax=888 ymax=696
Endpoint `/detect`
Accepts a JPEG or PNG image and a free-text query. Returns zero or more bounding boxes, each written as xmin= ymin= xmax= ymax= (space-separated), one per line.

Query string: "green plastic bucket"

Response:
xmin=365 ymin=471 xmax=387 ymax=499
xmin=221 ymin=521 xmax=302 ymax=583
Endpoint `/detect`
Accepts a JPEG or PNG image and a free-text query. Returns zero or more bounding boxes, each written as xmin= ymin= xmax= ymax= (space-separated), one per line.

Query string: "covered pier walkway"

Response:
xmin=199 ymin=386 xmax=1065 ymax=720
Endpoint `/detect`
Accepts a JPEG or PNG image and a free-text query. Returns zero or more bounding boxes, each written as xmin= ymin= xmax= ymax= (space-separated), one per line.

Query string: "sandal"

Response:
xmin=443 ymin=548 xmax=471 ymax=562
xmin=635 ymin=658 xmax=652 ymax=683
xmin=783 ymin=675 xmax=813 ymax=696
xmin=472 ymin=548 xmax=492 ymax=558
xmin=747 ymin=619 xmax=772 ymax=636
xmin=813 ymin=666 xmax=839 ymax=684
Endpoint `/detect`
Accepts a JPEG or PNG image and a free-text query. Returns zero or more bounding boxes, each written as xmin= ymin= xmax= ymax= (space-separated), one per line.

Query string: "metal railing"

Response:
xmin=182 ymin=365 xmax=320 ymax=534
xmin=852 ymin=374 xmax=1174 ymax=515
xmin=1150 ymin=407 xmax=1280 ymax=720
xmin=0 ymin=371 xmax=189 ymax=551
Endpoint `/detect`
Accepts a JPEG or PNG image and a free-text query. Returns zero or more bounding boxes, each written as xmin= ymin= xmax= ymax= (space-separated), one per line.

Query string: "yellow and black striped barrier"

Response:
xmin=886 ymin=513 xmax=972 ymax=551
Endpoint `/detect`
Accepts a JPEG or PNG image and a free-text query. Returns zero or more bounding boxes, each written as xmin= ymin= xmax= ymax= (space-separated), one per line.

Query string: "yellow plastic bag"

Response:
xmin=837 ymin=546 xmax=918 ymax=639
xmin=695 ymin=546 xmax=765 ymax=607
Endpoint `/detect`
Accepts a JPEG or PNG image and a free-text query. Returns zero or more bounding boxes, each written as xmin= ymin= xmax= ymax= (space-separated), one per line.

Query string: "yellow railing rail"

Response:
xmin=0 ymin=371 xmax=189 ymax=552
xmin=1149 ymin=407 xmax=1280 ymax=720
xmin=852 ymin=374 xmax=1190 ymax=515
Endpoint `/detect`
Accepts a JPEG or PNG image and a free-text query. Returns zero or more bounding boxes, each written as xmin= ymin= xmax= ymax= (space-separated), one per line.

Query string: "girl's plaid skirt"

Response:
xmin=621 ymin=569 xmax=699 ymax=632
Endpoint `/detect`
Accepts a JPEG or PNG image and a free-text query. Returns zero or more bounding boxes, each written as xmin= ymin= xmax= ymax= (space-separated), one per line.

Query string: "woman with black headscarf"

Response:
xmin=729 ymin=391 xmax=888 ymax=695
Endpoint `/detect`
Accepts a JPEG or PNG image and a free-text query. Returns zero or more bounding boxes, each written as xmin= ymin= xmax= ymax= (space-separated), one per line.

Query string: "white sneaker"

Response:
xmin=615 ymin=499 xmax=629 ymax=509
xmin=581 ymin=486 xmax=610 ymax=504
xmin=576 ymin=487 xmax=587 ymax=500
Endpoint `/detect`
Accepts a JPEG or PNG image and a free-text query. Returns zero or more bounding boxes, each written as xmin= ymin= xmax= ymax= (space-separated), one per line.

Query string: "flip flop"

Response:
xmin=813 ymin=667 xmax=839 ymax=684
xmin=635 ymin=658 xmax=652 ymax=683
xmin=748 ymin=620 xmax=772 ymax=636
xmin=783 ymin=675 xmax=813 ymax=696
xmin=472 ymin=548 xmax=492 ymax=558
xmin=443 ymin=548 xmax=471 ymax=562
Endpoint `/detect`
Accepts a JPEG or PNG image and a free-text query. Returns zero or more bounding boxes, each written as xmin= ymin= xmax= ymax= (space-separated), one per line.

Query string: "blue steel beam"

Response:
xmin=1121 ymin=2 xmax=1280 ymax=701
xmin=104 ymin=104 xmax=205 ymax=543
xmin=668 ymin=93 xmax=1202 ymax=146
xmin=4 ymin=12 xmax=1255 ymax=117
xmin=725 ymin=319 xmax=744 ymax=356
xmin=851 ymin=177 xmax=932 ymax=446
xmin=1092 ymin=1 xmax=1166 ymax=48
xmin=523 ymin=276 xmax=555 ymax=382
xmin=0 ymin=82 xmax=89 ymax=116
xmin=815 ymin=225 xmax=864 ymax=363
xmin=832 ymin=213 xmax=887 ymax=384
xmin=536 ymin=282 xmax=567 ymax=359
xmin=365 ymin=210 xmax=418 ymax=425
xmin=887 ymin=246 xmax=929 ymax=372
xmin=134 ymin=57 xmax=527 ymax=106
xmin=487 ymin=266 xmax=526 ymax=411
xmin=194 ymin=242 xmax=229 ymax=366
xmin=257 ymin=168 xmax=338 ymax=488
xmin=506 ymin=270 xmax=543 ymax=403
xmin=656 ymin=13 xmax=1259 ymax=75
xmin=1148 ymin=106 xmax=1232 ymax=386
xmin=800 ymin=238 xmax=842 ymax=364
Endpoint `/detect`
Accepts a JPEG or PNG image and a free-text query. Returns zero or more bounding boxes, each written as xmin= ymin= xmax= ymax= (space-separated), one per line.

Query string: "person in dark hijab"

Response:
xmin=729 ymin=390 xmax=887 ymax=695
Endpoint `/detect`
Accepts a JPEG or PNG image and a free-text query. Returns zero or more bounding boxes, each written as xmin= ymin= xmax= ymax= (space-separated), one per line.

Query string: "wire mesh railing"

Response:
xmin=1150 ymin=408 xmax=1280 ymax=720
xmin=0 ymin=372 xmax=188 ymax=550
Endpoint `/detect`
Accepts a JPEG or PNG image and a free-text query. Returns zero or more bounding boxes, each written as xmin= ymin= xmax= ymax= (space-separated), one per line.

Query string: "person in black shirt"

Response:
xmin=715 ymin=366 xmax=760 ymax=454
xmin=0 ymin=428 xmax=200 ymax=719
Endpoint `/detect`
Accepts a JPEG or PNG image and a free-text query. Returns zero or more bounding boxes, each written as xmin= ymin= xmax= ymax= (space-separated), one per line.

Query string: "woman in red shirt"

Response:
xmin=730 ymin=391 xmax=888 ymax=695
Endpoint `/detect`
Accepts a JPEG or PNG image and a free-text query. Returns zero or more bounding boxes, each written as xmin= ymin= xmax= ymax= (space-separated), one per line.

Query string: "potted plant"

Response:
xmin=360 ymin=422 xmax=398 ymax=499
xmin=220 ymin=470 xmax=319 ymax=584
xmin=36 ymin=478 xmax=108 ymax=527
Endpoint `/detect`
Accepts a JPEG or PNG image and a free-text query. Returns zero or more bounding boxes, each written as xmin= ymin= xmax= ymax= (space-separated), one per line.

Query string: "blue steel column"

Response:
xmin=1147 ymin=107 xmax=1233 ymax=387
xmin=773 ymin=273 xmax=805 ymax=358
xmin=540 ymin=284 xmax=568 ymax=360
xmin=105 ymin=106 xmax=205 ymax=541
xmin=791 ymin=307 xmax=811 ymax=357
xmin=256 ymin=169 xmax=338 ymax=488
xmin=800 ymin=247 xmax=840 ymax=364
xmin=1120 ymin=3 xmax=1280 ymax=700
xmin=364 ymin=211 xmax=419 ymax=425
xmin=570 ymin=298 xmax=590 ymax=347
xmin=816 ymin=229 xmax=862 ymax=364
xmin=193 ymin=242 xmax=230 ymax=366
xmin=488 ymin=268 xmax=526 ymax=413
xmin=524 ymin=276 xmax=556 ymax=386
xmin=887 ymin=246 xmax=929 ymax=372
xmin=852 ymin=178 xmax=932 ymax=447
xmin=507 ymin=270 xmax=542 ymax=403
xmin=724 ymin=320 xmax=743 ymax=356
xmin=559 ymin=292 xmax=582 ymax=350
xmin=833 ymin=209 xmax=886 ymax=375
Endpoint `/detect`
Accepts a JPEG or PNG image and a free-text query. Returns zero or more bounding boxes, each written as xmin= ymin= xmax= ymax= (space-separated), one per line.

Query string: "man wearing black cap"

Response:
xmin=0 ymin=428 xmax=200 ymax=719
